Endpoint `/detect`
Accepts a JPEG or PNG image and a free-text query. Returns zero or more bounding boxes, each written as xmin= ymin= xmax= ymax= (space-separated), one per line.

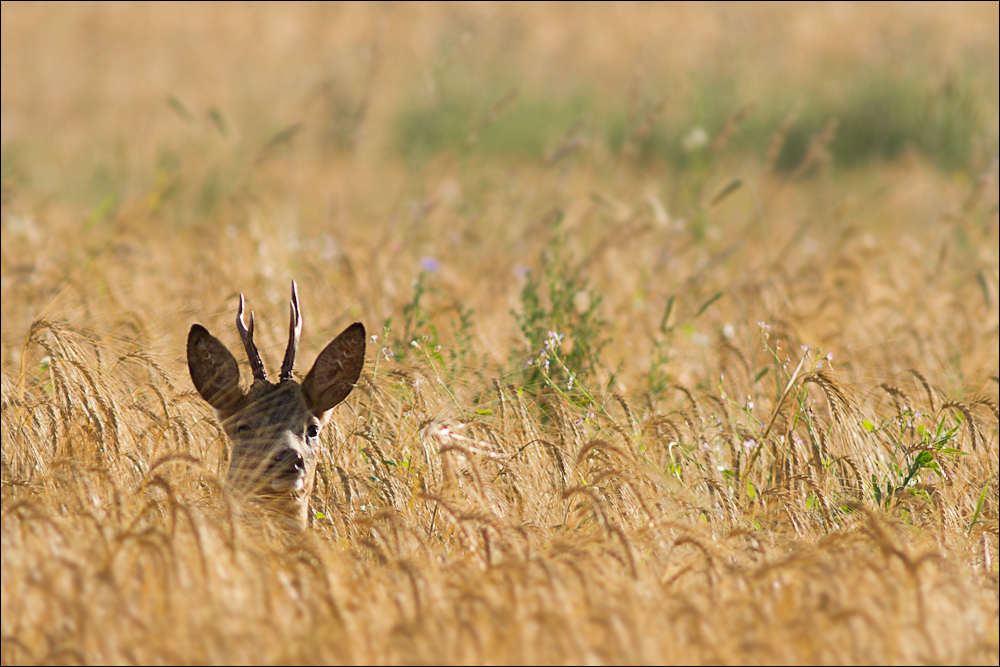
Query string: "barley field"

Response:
xmin=2 ymin=2 xmax=998 ymax=665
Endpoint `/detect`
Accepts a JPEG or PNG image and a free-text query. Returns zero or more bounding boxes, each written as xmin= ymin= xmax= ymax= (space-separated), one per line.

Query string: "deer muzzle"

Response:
xmin=267 ymin=448 xmax=307 ymax=492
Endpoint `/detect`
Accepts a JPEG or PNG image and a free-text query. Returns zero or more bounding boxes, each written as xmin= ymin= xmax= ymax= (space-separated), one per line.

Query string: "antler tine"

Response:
xmin=279 ymin=280 xmax=302 ymax=382
xmin=237 ymin=293 xmax=268 ymax=382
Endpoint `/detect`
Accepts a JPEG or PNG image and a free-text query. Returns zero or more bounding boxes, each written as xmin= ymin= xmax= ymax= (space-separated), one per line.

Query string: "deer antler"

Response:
xmin=237 ymin=294 xmax=268 ymax=382
xmin=280 ymin=280 xmax=302 ymax=382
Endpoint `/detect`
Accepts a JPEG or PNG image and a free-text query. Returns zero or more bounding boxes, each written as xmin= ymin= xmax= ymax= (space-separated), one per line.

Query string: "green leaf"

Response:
xmin=87 ymin=193 xmax=117 ymax=228
xmin=710 ymin=178 xmax=744 ymax=206
xmin=968 ymin=483 xmax=989 ymax=535
xmin=976 ymin=270 xmax=992 ymax=306
xmin=753 ymin=367 xmax=770 ymax=384
xmin=862 ymin=419 xmax=876 ymax=432
xmin=872 ymin=474 xmax=883 ymax=506
xmin=208 ymin=107 xmax=230 ymax=138
xmin=166 ymin=94 xmax=195 ymax=124
xmin=936 ymin=424 xmax=962 ymax=444
xmin=659 ymin=295 xmax=676 ymax=333
xmin=695 ymin=292 xmax=724 ymax=319
xmin=475 ymin=409 xmax=494 ymax=416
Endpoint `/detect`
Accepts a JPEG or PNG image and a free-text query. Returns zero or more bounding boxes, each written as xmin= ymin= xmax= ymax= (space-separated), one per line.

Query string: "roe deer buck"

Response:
xmin=187 ymin=282 xmax=365 ymax=528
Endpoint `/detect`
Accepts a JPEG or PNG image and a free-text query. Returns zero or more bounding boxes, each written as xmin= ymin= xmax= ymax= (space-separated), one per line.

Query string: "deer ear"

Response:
xmin=187 ymin=324 xmax=244 ymax=412
xmin=302 ymin=323 xmax=366 ymax=416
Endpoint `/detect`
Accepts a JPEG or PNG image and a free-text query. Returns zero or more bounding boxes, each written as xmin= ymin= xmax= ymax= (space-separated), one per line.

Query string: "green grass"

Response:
xmin=395 ymin=65 xmax=999 ymax=173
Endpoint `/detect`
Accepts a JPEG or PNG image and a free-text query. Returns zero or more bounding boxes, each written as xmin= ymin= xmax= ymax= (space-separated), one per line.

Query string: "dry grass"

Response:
xmin=2 ymin=2 xmax=999 ymax=665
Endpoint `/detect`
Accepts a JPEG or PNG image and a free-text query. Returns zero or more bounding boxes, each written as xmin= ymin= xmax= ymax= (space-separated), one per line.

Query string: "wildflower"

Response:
xmin=682 ymin=127 xmax=708 ymax=152
xmin=545 ymin=331 xmax=565 ymax=351
xmin=420 ymin=257 xmax=441 ymax=273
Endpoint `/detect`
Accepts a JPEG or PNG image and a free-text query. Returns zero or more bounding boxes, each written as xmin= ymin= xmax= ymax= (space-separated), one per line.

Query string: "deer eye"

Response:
xmin=236 ymin=424 xmax=251 ymax=435
xmin=306 ymin=424 xmax=320 ymax=439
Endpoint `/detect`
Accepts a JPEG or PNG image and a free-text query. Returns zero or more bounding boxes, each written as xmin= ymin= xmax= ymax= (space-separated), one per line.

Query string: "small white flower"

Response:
xmin=682 ymin=127 xmax=708 ymax=152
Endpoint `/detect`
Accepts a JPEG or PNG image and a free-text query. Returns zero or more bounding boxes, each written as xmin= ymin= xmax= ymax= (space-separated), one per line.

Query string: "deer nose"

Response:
xmin=270 ymin=449 xmax=305 ymax=477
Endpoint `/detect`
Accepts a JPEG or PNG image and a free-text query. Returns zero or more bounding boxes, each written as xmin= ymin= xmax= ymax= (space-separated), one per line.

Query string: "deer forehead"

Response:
xmin=223 ymin=383 xmax=320 ymax=431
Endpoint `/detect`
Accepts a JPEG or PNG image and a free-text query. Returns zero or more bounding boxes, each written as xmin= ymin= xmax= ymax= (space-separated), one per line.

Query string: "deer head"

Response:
xmin=187 ymin=282 xmax=365 ymax=528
